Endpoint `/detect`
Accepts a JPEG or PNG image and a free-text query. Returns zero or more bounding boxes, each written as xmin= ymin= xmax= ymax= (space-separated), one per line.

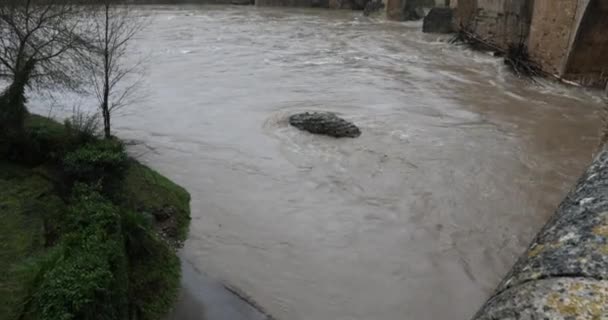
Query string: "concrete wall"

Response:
xmin=453 ymin=0 xmax=476 ymax=26
xmin=456 ymin=0 xmax=608 ymax=87
xmin=256 ymin=0 xmax=320 ymax=6
xmin=129 ymin=0 xmax=238 ymax=3
xmin=527 ymin=0 xmax=579 ymax=76
xmin=563 ymin=0 xmax=608 ymax=87
xmin=527 ymin=0 xmax=608 ymax=86
xmin=385 ymin=0 xmax=402 ymax=18
xmin=386 ymin=0 xmax=440 ymax=20
xmin=456 ymin=0 xmax=534 ymax=48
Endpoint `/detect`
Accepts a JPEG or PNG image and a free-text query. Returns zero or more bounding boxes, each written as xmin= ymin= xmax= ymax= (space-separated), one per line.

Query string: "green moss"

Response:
xmin=0 ymin=161 xmax=66 ymax=320
xmin=117 ymin=160 xmax=191 ymax=243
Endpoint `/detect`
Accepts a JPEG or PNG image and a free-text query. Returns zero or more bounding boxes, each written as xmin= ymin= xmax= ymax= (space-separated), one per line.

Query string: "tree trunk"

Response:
xmin=0 ymin=60 xmax=36 ymax=133
xmin=103 ymin=104 xmax=111 ymax=139
xmin=102 ymin=3 xmax=111 ymax=139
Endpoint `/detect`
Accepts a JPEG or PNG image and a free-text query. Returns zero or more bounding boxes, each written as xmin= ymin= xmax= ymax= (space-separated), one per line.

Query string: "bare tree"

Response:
xmin=0 ymin=0 xmax=86 ymax=131
xmin=83 ymin=0 xmax=145 ymax=139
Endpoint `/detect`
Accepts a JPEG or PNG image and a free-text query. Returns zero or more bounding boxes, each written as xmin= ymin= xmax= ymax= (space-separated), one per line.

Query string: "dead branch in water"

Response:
xmin=449 ymin=27 xmax=501 ymax=52
xmin=504 ymin=41 xmax=545 ymax=80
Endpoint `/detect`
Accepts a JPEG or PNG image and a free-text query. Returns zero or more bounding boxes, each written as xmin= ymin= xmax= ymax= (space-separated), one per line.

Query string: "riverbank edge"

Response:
xmin=168 ymin=256 xmax=277 ymax=320
xmin=0 ymin=114 xmax=191 ymax=320
xmin=471 ymin=147 xmax=608 ymax=319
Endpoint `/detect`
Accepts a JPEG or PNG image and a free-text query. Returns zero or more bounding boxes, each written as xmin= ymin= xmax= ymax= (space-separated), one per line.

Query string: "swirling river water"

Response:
xmin=29 ymin=5 xmax=606 ymax=320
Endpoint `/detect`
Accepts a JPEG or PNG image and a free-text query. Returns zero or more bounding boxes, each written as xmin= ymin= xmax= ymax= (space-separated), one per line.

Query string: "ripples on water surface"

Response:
xmin=29 ymin=5 xmax=605 ymax=320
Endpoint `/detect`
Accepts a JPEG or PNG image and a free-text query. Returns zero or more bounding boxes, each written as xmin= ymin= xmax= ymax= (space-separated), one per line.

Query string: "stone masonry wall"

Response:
xmin=471 ymin=147 xmax=608 ymax=319
xmin=453 ymin=0 xmax=477 ymax=26
xmin=527 ymin=0 xmax=579 ymax=76
xmin=386 ymin=0 xmax=440 ymax=20
xmin=456 ymin=0 xmax=534 ymax=49
xmin=256 ymin=0 xmax=320 ymax=6
xmin=563 ymin=0 xmax=608 ymax=87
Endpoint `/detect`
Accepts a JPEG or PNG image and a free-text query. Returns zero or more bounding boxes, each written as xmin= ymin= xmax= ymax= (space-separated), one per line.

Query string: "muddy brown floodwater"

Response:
xmin=30 ymin=5 xmax=606 ymax=320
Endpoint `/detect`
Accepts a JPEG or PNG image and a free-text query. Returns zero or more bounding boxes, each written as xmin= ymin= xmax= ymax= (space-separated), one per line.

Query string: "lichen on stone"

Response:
xmin=473 ymin=278 xmax=608 ymax=320
xmin=473 ymin=148 xmax=608 ymax=319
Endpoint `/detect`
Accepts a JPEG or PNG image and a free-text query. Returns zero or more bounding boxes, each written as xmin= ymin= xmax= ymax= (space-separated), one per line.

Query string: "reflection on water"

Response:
xmin=29 ymin=5 xmax=605 ymax=320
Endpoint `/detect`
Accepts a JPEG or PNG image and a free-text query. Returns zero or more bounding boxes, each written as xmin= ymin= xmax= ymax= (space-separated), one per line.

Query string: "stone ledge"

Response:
xmin=473 ymin=278 xmax=608 ymax=320
xmin=472 ymin=148 xmax=608 ymax=319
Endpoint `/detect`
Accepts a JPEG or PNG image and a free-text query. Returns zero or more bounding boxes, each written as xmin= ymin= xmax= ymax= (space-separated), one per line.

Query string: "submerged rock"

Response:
xmin=422 ymin=7 xmax=454 ymax=33
xmin=289 ymin=112 xmax=361 ymax=138
xmin=231 ymin=0 xmax=254 ymax=5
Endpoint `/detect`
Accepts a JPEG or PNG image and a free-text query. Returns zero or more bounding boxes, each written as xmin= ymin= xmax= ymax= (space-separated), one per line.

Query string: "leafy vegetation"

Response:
xmin=28 ymin=185 xmax=128 ymax=320
xmin=0 ymin=115 xmax=190 ymax=320
xmin=124 ymin=208 xmax=180 ymax=320
xmin=117 ymin=161 xmax=191 ymax=243
xmin=0 ymin=161 xmax=64 ymax=320
xmin=63 ymin=139 xmax=128 ymax=183
xmin=0 ymin=2 xmax=180 ymax=317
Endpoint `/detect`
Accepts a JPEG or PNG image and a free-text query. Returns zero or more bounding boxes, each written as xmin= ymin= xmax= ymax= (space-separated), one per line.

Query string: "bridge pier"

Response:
xmin=385 ymin=0 xmax=444 ymax=20
xmin=455 ymin=0 xmax=608 ymax=88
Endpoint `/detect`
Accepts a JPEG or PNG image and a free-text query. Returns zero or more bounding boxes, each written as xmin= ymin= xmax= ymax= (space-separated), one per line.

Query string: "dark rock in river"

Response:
xmin=350 ymin=0 xmax=368 ymax=10
xmin=422 ymin=7 xmax=454 ymax=33
xmin=231 ymin=0 xmax=254 ymax=5
xmin=289 ymin=112 xmax=361 ymax=138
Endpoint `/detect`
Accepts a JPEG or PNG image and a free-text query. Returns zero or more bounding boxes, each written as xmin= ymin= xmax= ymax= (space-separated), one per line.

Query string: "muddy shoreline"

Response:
xmin=167 ymin=255 xmax=276 ymax=320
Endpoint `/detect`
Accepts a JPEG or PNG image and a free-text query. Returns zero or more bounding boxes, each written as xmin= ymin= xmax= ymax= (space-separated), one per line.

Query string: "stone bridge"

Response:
xmin=454 ymin=0 xmax=608 ymax=87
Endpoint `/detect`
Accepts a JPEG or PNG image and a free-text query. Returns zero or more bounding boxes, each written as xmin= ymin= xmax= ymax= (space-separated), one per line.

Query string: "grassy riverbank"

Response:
xmin=0 ymin=115 xmax=190 ymax=320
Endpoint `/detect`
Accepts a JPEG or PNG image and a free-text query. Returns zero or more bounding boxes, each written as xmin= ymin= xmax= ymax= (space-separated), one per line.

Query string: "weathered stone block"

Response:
xmin=473 ymin=278 xmax=608 ymax=320
xmin=423 ymin=7 xmax=454 ymax=33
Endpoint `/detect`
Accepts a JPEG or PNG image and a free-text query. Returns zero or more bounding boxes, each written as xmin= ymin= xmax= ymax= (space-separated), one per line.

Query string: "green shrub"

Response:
xmin=26 ymin=184 xmax=180 ymax=320
xmin=0 ymin=162 xmax=55 ymax=320
xmin=63 ymin=139 xmax=127 ymax=183
xmin=0 ymin=115 xmax=65 ymax=164
xmin=1 ymin=114 xmax=103 ymax=165
xmin=2 ymin=127 xmax=188 ymax=320
xmin=61 ymin=183 xmax=122 ymax=235
xmin=117 ymin=161 xmax=191 ymax=243
xmin=0 ymin=114 xmax=89 ymax=165
xmin=0 ymin=132 xmax=10 ymax=159
xmin=63 ymin=111 xmax=100 ymax=146
xmin=25 ymin=117 xmax=68 ymax=161
xmin=29 ymin=185 xmax=129 ymax=320
xmin=34 ymin=247 xmax=117 ymax=320
xmin=124 ymin=210 xmax=180 ymax=320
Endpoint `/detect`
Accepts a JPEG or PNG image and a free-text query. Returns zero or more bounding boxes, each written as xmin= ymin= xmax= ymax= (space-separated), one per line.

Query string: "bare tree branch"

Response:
xmin=0 ymin=0 xmax=91 ymax=130
xmin=0 ymin=0 xmax=89 ymax=88
xmin=80 ymin=0 xmax=147 ymax=139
